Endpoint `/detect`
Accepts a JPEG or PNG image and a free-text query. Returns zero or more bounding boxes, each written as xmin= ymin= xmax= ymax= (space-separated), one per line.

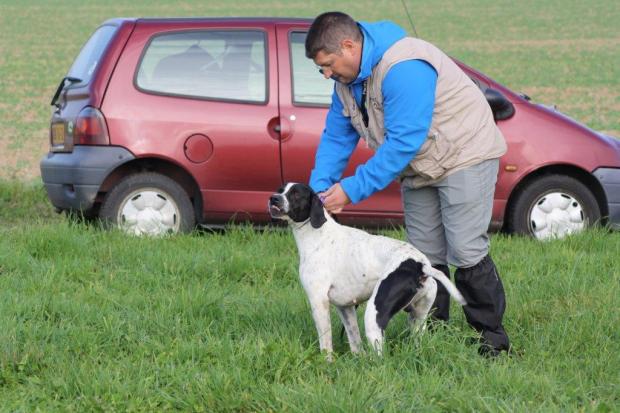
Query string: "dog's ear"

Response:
xmin=310 ymin=193 xmax=327 ymax=229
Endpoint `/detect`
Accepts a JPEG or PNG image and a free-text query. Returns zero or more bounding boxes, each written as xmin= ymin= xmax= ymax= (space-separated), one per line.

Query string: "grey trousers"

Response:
xmin=401 ymin=159 xmax=510 ymax=352
xmin=401 ymin=158 xmax=499 ymax=268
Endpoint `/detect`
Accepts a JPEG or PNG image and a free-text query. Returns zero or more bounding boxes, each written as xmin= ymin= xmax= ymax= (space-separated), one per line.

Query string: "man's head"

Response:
xmin=305 ymin=12 xmax=363 ymax=84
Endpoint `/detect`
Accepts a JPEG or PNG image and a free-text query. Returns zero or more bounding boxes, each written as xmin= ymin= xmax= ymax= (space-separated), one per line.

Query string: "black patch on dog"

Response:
xmin=374 ymin=259 xmax=425 ymax=330
xmin=309 ymin=193 xmax=327 ymax=228
xmin=286 ymin=184 xmax=326 ymax=228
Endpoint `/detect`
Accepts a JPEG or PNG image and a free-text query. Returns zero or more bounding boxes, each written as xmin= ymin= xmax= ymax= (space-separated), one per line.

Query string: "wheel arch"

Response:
xmin=503 ymin=164 xmax=609 ymax=232
xmin=97 ymin=157 xmax=203 ymax=223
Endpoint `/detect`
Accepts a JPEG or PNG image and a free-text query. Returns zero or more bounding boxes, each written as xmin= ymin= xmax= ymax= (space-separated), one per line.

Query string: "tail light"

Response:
xmin=74 ymin=107 xmax=110 ymax=145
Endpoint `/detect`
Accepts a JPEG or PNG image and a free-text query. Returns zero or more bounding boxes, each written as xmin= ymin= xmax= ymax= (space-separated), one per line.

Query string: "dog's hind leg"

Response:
xmin=364 ymin=296 xmax=384 ymax=355
xmin=336 ymin=305 xmax=363 ymax=353
xmin=365 ymin=259 xmax=426 ymax=354
xmin=408 ymin=279 xmax=437 ymax=334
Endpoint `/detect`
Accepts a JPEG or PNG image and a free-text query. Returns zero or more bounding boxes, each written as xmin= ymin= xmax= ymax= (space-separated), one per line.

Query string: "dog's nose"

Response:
xmin=269 ymin=195 xmax=280 ymax=204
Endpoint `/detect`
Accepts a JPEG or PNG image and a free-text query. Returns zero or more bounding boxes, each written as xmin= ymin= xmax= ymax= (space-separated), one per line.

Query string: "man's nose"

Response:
xmin=321 ymin=68 xmax=332 ymax=79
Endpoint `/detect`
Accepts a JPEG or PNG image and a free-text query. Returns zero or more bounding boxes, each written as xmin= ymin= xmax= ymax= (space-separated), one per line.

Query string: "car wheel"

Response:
xmin=100 ymin=172 xmax=195 ymax=236
xmin=507 ymin=174 xmax=600 ymax=240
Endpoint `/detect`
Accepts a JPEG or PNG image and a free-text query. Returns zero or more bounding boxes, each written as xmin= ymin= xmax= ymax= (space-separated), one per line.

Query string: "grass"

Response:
xmin=0 ymin=181 xmax=619 ymax=411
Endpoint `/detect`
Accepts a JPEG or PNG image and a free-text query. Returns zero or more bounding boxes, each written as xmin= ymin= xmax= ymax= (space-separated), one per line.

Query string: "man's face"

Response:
xmin=313 ymin=40 xmax=361 ymax=84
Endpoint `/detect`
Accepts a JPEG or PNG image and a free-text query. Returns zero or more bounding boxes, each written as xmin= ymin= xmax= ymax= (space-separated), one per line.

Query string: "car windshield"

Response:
xmin=67 ymin=25 xmax=117 ymax=84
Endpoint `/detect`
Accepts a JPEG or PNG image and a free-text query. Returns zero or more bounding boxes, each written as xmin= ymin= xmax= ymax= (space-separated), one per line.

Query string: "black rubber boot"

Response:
xmin=454 ymin=255 xmax=510 ymax=356
xmin=430 ymin=264 xmax=451 ymax=322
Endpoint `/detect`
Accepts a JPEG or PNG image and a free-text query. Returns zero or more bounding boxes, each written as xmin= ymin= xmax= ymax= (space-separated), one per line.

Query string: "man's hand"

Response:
xmin=319 ymin=183 xmax=350 ymax=214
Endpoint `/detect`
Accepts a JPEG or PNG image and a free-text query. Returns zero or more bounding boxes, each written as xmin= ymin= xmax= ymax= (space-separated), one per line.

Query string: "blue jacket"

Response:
xmin=309 ymin=21 xmax=437 ymax=203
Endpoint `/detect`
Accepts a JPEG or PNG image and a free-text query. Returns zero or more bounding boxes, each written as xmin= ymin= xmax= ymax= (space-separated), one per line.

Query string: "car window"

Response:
xmin=68 ymin=25 xmax=117 ymax=84
xmin=290 ymin=32 xmax=334 ymax=106
xmin=136 ymin=30 xmax=267 ymax=103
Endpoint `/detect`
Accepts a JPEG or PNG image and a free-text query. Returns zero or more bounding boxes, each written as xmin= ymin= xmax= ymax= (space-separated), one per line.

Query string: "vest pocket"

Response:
xmin=410 ymin=132 xmax=459 ymax=180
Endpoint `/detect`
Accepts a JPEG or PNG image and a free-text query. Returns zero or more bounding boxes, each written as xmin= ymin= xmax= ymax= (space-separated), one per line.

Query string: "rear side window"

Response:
xmin=136 ymin=30 xmax=267 ymax=103
xmin=68 ymin=25 xmax=117 ymax=84
xmin=290 ymin=32 xmax=334 ymax=106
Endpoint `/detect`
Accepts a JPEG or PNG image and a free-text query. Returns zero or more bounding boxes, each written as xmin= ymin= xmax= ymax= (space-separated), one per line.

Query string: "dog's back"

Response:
xmin=336 ymin=222 xmax=466 ymax=305
xmin=337 ymin=223 xmax=430 ymax=272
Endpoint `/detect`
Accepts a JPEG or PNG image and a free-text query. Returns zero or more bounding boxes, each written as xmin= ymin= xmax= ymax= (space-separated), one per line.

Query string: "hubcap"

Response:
xmin=529 ymin=191 xmax=585 ymax=240
xmin=117 ymin=189 xmax=180 ymax=236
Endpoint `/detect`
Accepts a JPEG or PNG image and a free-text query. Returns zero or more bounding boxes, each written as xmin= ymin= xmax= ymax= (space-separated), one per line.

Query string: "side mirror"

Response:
xmin=484 ymin=87 xmax=515 ymax=121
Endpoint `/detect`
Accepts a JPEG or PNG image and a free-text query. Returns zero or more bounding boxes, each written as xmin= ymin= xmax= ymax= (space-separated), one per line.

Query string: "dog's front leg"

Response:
xmin=308 ymin=295 xmax=333 ymax=359
xmin=336 ymin=305 xmax=363 ymax=353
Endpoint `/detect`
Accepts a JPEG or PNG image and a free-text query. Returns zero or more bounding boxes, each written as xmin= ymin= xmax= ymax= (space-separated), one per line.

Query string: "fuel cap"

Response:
xmin=184 ymin=134 xmax=213 ymax=164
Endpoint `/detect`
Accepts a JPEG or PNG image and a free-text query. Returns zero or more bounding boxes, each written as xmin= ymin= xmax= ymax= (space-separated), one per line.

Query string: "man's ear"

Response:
xmin=340 ymin=38 xmax=360 ymax=56
xmin=310 ymin=193 xmax=327 ymax=229
xmin=340 ymin=38 xmax=355 ymax=51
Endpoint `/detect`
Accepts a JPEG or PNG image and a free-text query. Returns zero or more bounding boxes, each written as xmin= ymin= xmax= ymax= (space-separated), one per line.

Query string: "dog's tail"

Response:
xmin=425 ymin=266 xmax=467 ymax=306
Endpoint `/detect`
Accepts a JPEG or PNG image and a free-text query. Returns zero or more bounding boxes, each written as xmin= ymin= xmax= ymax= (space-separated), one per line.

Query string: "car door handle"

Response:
xmin=278 ymin=117 xmax=294 ymax=141
xmin=268 ymin=116 xmax=294 ymax=141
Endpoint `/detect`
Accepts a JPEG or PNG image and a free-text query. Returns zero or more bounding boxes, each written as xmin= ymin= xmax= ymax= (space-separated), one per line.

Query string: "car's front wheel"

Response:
xmin=507 ymin=174 xmax=601 ymax=240
xmin=100 ymin=172 xmax=195 ymax=236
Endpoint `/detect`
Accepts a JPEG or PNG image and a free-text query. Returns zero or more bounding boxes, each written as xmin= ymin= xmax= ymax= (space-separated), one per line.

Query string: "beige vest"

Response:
xmin=335 ymin=37 xmax=507 ymax=188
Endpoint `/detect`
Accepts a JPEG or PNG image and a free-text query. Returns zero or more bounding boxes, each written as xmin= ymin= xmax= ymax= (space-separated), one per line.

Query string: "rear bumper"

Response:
xmin=40 ymin=146 xmax=134 ymax=211
xmin=594 ymin=167 xmax=620 ymax=229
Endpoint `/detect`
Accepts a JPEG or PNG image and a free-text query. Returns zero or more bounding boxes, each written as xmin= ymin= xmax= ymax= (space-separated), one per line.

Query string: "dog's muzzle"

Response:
xmin=268 ymin=194 xmax=287 ymax=218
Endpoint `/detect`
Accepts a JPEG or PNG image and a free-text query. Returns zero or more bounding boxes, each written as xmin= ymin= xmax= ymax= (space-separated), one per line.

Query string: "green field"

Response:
xmin=0 ymin=183 xmax=619 ymax=411
xmin=1 ymin=1 xmax=619 ymax=411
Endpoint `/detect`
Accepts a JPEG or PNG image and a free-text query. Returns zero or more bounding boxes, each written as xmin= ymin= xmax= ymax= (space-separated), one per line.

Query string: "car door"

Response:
xmin=275 ymin=23 xmax=403 ymax=226
xmin=103 ymin=20 xmax=282 ymax=223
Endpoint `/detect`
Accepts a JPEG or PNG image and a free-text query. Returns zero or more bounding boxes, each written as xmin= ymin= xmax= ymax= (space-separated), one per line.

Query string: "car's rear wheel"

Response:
xmin=507 ymin=174 xmax=601 ymax=240
xmin=100 ymin=172 xmax=195 ymax=236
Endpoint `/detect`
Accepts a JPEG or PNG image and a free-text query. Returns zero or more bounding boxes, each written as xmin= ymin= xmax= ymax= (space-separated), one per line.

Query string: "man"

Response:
xmin=305 ymin=12 xmax=510 ymax=356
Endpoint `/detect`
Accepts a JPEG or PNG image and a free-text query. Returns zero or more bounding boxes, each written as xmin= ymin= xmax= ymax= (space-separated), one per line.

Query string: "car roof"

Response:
xmin=103 ymin=17 xmax=313 ymax=25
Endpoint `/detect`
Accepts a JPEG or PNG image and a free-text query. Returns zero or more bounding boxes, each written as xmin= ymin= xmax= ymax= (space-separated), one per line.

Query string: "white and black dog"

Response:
xmin=268 ymin=183 xmax=466 ymax=356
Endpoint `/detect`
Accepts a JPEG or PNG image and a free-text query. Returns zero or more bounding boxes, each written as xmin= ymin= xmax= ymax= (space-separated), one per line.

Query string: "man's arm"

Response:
xmin=309 ymin=87 xmax=360 ymax=194
xmin=339 ymin=59 xmax=437 ymax=204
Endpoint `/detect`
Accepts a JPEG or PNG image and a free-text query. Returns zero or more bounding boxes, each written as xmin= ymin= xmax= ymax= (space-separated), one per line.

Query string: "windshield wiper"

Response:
xmin=51 ymin=76 xmax=82 ymax=107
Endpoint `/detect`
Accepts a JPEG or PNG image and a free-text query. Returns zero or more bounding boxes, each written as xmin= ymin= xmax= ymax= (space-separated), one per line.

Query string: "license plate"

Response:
xmin=51 ymin=123 xmax=65 ymax=145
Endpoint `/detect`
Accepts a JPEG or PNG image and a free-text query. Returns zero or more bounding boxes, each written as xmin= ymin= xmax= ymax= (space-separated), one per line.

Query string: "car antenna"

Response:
xmin=400 ymin=0 xmax=419 ymax=37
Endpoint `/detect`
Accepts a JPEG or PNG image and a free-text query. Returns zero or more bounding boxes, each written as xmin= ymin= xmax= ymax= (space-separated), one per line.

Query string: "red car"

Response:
xmin=41 ymin=17 xmax=620 ymax=239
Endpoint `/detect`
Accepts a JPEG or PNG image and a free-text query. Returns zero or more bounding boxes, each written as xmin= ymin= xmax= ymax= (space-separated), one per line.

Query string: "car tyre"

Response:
xmin=507 ymin=174 xmax=600 ymax=240
xmin=100 ymin=172 xmax=195 ymax=235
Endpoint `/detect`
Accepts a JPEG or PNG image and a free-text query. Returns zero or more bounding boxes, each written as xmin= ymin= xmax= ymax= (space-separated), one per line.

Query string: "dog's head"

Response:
xmin=268 ymin=183 xmax=327 ymax=229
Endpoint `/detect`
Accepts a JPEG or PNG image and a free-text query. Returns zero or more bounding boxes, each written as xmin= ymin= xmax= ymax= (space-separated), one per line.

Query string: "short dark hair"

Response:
xmin=305 ymin=12 xmax=362 ymax=59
